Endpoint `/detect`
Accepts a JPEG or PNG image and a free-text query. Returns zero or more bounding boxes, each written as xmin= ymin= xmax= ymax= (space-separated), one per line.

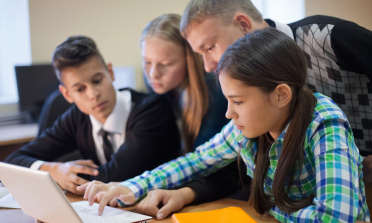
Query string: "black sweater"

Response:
xmin=5 ymin=89 xmax=181 ymax=183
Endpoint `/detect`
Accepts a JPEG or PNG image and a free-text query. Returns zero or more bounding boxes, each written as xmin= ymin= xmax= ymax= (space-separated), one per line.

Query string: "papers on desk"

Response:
xmin=0 ymin=187 xmax=21 ymax=209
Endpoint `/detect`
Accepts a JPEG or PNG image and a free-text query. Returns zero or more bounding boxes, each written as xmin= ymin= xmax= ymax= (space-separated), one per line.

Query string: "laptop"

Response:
xmin=0 ymin=162 xmax=152 ymax=223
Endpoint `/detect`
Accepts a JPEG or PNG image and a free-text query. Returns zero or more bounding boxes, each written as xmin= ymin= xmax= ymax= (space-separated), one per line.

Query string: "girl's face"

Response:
xmin=141 ymin=37 xmax=187 ymax=95
xmin=219 ymin=72 xmax=291 ymax=140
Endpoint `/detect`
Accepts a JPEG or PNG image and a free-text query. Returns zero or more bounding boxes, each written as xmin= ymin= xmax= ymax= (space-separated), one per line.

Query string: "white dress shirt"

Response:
xmin=30 ymin=90 xmax=132 ymax=169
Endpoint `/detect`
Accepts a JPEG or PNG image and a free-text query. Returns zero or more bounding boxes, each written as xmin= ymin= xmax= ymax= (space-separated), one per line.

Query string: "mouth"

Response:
xmin=94 ymin=101 xmax=108 ymax=110
xmin=233 ymin=123 xmax=244 ymax=130
xmin=151 ymin=82 xmax=163 ymax=88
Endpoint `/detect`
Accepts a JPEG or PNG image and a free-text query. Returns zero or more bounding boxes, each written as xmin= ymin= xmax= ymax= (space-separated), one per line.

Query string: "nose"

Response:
xmin=203 ymin=55 xmax=218 ymax=73
xmin=225 ymin=103 xmax=237 ymax=120
xmin=87 ymin=85 xmax=100 ymax=100
xmin=149 ymin=65 xmax=161 ymax=79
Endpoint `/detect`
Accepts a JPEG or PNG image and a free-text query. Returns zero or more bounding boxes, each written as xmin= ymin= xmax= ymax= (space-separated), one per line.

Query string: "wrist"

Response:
xmin=178 ymin=187 xmax=197 ymax=205
xmin=40 ymin=162 xmax=59 ymax=173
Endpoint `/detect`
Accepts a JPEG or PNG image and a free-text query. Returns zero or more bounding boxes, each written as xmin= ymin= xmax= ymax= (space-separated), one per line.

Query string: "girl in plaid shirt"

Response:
xmin=79 ymin=28 xmax=369 ymax=222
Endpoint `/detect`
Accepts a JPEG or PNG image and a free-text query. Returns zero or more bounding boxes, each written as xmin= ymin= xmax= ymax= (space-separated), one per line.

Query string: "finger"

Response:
xmin=146 ymin=191 xmax=162 ymax=216
xmin=84 ymin=181 xmax=103 ymax=200
xmin=65 ymin=182 xmax=85 ymax=195
xmin=137 ymin=194 xmax=151 ymax=214
xmin=94 ymin=192 xmax=105 ymax=203
xmin=157 ymin=200 xmax=179 ymax=220
xmin=70 ymin=174 xmax=90 ymax=186
xmin=98 ymin=193 xmax=114 ymax=216
xmin=109 ymin=198 xmax=119 ymax=207
xmin=71 ymin=165 xmax=99 ymax=176
xmin=119 ymin=193 xmax=136 ymax=205
xmin=75 ymin=160 xmax=99 ymax=169
xmin=77 ymin=182 xmax=91 ymax=190
xmin=88 ymin=184 xmax=107 ymax=206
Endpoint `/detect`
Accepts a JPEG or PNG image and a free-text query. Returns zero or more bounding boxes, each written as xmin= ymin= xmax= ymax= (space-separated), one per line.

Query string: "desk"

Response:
xmin=0 ymin=124 xmax=38 ymax=146
xmin=0 ymin=192 xmax=278 ymax=223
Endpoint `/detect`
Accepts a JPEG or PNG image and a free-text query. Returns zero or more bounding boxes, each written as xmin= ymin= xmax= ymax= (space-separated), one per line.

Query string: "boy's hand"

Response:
xmin=40 ymin=159 xmax=99 ymax=195
xmin=137 ymin=188 xmax=196 ymax=220
xmin=77 ymin=181 xmax=135 ymax=216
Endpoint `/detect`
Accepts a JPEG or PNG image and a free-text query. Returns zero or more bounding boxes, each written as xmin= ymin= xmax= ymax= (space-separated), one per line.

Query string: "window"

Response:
xmin=0 ymin=0 xmax=31 ymax=105
xmin=252 ymin=0 xmax=305 ymax=24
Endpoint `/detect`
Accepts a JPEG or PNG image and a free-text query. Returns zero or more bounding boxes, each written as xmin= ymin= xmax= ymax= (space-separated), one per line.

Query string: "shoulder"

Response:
xmin=307 ymin=93 xmax=348 ymax=132
xmin=288 ymin=15 xmax=347 ymax=30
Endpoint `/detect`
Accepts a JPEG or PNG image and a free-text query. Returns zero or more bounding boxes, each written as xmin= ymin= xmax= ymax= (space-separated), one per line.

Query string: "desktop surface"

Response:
xmin=0 ymin=192 xmax=278 ymax=223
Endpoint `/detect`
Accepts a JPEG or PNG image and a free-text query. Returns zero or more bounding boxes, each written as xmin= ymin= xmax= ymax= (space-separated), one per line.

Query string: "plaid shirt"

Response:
xmin=120 ymin=93 xmax=370 ymax=222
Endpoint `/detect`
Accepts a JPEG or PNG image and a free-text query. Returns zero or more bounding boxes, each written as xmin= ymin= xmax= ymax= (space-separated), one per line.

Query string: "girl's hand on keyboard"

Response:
xmin=77 ymin=180 xmax=135 ymax=216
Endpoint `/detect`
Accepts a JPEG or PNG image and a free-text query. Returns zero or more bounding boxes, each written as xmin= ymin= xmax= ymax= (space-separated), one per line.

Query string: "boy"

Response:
xmin=132 ymin=0 xmax=372 ymax=219
xmin=5 ymin=36 xmax=181 ymax=195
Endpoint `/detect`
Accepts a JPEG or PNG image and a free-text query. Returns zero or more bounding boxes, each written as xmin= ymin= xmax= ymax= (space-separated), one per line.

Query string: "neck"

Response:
xmin=255 ymin=19 xmax=270 ymax=30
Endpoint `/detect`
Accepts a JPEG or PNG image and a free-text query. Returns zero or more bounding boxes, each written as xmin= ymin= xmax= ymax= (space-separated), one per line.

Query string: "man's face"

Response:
xmin=59 ymin=56 xmax=116 ymax=123
xmin=186 ymin=17 xmax=245 ymax=73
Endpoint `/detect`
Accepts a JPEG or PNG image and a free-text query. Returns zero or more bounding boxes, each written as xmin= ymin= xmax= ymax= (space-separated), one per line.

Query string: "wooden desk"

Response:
xmin=0 ymin=192 xmax=278 ymax=223
xmin=0 ymin=124 xmax=38 ymax=146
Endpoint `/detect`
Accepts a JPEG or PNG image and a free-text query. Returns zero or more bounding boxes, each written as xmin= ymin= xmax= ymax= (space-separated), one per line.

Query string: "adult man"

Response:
xmin=5 ymin=36 xmax=181 ymax=195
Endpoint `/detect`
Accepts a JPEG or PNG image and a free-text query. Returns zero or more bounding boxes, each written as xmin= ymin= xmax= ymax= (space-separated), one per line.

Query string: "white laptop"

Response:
xmin=0 ymin=162 xmax=152 ymax=223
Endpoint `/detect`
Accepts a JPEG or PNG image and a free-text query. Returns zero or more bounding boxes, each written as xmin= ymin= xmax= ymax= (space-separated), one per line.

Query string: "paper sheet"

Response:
xmin=0 ymin=187 xmax=21 ymax=209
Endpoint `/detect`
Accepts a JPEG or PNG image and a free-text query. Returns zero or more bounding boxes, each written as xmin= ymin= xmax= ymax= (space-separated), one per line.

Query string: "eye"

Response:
xmin=76 ymin=86 xmax=85 ymax=92
xmin=207 ymin=45 xmax=215 ymax=51
xmin=233 ymin=101 xmax=242 ymax=105
xmin=94 ymin=78 xmax=103 ymax=84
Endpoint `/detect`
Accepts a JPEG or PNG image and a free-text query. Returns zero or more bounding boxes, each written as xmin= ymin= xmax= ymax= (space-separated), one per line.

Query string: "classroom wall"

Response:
xmin=29 ymin=0 xmax=372 ymax=91
xmin=305 ymin=0 xmax=372 ymax=31
xmin=28 ymin=0 xmax=190 ymax=91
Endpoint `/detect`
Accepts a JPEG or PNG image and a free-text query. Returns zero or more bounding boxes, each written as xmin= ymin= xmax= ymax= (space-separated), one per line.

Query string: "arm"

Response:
xmin=120 ymin=120 xmax=240 ymax=202
xmin=331 ymin=21 xmax=372 ymax=81
xmin=180 ymin=158 xmax=250 ymax=205
xmin=4 ymin=106 xmax=79 ymax=166
xmin=269 ymin=119 xmax=368 ymax=222
xmin=85 ymin=95 xmax=182 ymax=183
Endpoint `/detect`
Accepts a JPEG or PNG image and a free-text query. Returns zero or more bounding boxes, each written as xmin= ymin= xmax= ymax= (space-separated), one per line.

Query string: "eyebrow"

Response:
xmin=227 ymin=95 xmax=243 ymax=98
xmin=71 ymin=72 xmax=103 ymax=88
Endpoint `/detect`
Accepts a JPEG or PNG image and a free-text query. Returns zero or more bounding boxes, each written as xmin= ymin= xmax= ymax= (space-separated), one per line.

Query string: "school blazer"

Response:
xmin=4 ymin=88 xmax=181 ymax=183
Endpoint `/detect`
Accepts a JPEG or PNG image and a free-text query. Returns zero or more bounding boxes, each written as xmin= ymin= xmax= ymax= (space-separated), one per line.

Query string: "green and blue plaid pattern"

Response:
xmin=120 ymin=93 xmax=370 ymax=222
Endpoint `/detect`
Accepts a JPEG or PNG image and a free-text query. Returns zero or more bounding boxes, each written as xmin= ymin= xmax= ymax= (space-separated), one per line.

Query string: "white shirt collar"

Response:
xmin=270 ymin=19 xmax=295 ymax=40
xmin=90 ymin=90 xmax=132 ymax=136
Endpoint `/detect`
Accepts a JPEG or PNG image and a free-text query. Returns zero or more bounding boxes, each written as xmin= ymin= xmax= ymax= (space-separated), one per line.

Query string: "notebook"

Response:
xmin=172 ymin=207 xmax=256 ymax=223
xmin=0 ymin=162 xmax=152 ymax=223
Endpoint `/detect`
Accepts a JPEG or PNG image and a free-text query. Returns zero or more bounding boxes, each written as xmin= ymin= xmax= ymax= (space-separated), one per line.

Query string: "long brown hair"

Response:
xmin=216 ymin=27 xmax=317 ymax=214
xmin=141 ymin=14 xmax=209 ymax=152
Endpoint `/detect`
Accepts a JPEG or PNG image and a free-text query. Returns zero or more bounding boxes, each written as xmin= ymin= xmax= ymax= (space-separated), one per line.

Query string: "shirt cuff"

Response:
xmin=119 ymin=180 xmax=144 ymax=202
xmin=30 ymin=160 xmax=45 ymax=170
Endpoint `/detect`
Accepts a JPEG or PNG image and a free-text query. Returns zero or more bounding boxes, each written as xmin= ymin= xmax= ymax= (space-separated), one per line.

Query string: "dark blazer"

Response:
xmin=5 ymin=88 xmax=181 ymax=183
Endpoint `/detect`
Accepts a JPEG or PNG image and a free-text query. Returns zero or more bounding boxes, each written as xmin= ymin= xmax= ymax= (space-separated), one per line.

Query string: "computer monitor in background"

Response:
xmin=15 ymin=64 xmax=60 ymax=122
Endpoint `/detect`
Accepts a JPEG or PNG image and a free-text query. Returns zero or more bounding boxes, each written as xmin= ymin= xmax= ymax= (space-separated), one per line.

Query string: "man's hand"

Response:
xmin=137 ymin=188 xmax=196 ymax=220
xmin=40 ymin=159 xmax=99 ymax=195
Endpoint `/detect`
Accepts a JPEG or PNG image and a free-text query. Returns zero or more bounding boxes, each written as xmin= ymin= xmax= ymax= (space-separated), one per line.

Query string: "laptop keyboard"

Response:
xmin=72 ymin=202 xmax=151 ymax=223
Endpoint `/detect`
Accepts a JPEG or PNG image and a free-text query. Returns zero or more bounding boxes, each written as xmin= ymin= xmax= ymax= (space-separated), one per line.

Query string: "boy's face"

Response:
xmin=186 ymin=17 xmax=245 ymax=73
xmin=59 ymin=56 xmax=116 ymax=123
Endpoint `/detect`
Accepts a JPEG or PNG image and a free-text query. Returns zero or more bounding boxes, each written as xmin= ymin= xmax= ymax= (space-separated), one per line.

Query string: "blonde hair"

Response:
xmin=141 ymin=14 xmax=209 ymax=152
xmin=180 ymin=0 xmax=263 ymax=38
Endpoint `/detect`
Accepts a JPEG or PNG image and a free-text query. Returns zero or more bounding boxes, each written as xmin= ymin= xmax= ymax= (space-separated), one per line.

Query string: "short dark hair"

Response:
xmin=51 ymin=35 xmax=106 ymax=82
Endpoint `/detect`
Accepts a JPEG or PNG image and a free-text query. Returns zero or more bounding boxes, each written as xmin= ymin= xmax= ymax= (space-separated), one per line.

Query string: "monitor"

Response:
xmin=15 ymin=64 xmax=60 ymax=122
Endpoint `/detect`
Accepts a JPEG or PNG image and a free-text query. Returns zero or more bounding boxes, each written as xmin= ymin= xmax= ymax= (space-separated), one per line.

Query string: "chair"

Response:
xmin=37 ymin=89 xmax=82 ymax=162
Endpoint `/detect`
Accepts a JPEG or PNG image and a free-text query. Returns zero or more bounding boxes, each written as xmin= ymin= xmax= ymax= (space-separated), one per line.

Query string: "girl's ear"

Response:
xmin=271 ymin=84 xmax=292 ymax=108
xmin=59 ymin=84 xmax=74 ymax=104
